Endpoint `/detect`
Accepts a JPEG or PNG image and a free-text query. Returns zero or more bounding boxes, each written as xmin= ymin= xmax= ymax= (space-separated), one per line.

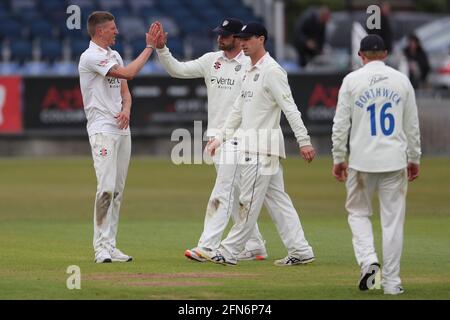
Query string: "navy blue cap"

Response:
xmin=359 ymin=34 xmax=386 ymax=52
xmin=234 ymin=22 xmax=268 ymax=40
xmin=213 ymin=18 xmax=243 ymax=36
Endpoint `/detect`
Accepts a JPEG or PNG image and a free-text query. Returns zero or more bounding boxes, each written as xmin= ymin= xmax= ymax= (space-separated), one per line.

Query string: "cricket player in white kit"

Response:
xmin=79 ymin=12 xmax=159 ymax=263
xmin=153 ymin=19 xmax=268 ymax=262
xmin=206 ymin=22 xmax=315 ymax=266
xmin=332 ymin=35 xmax=421 ymax=294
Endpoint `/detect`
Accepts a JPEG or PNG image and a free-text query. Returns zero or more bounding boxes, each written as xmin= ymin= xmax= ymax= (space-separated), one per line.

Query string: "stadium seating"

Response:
xmin=10 ymin=40 xmax=33 ymax=63
xmin=0 ymin=0 xmax=262 ymax=74
xmin=38 ymin=38 xmax=63 ymax=62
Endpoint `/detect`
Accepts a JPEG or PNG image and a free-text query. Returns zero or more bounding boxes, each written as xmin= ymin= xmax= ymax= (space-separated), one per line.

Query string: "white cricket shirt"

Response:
xmin=79 ymin=41 xmax=129 ymax=137
xmin=217 ymin=52 xmax=311 ymax=158
xmin=156 ymin=46 xmax=248 ymax=136
xmin=332 ymin=60 xmax=421 ymax=172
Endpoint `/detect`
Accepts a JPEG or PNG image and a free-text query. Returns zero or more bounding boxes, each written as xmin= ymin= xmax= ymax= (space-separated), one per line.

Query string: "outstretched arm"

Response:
xmin=107 ymin=23 xmax=160 ymax=80
xmin=154 ymin=22 xmax=209 ymax=79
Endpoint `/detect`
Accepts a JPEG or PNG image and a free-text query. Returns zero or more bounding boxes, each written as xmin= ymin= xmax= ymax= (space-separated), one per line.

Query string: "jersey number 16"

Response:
xmin=367 ymin=102 xmax=395 ymax=136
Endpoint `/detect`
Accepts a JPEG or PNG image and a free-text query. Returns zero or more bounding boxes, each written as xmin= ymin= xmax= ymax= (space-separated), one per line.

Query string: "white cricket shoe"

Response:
xmin=384 ymin=286 xmax=404 ymax=295
xmin=110 ymin=248 xmax=133 ymax=262
xmin=274 ymin=254 xmax=315 ymax=266
xmin=184 ymin=248 xmax=207 ymax=262
xmin=237 ymin=248 xmax=268 ymax=261
xmin=95 ymin=248 xmax=112 ymax=264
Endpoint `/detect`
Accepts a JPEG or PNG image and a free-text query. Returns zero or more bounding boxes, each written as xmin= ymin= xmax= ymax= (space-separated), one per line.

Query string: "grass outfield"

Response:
xmin=0 ymin=157 xmax=449 ymax=300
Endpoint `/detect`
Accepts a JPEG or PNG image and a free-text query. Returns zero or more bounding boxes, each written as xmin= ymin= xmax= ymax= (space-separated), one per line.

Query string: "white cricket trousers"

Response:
xmin=219 ymin=154 xmax=313 ymax=263
xmin=197 ymin=139 xmax=266 ymax=251
xmin=89 ymin=133 xmax=131 ymax=253
xmin=345 ymin=168 xmax=407 ymax=289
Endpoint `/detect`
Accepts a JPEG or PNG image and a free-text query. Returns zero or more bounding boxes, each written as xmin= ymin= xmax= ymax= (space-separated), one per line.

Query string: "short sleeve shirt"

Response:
xmin=79 ymin=41 xmax=129 ymax=136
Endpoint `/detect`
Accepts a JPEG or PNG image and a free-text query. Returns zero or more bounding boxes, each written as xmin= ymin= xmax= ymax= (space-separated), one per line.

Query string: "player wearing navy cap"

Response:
xmin=332 ymin=34 xmax=421 ymax=294
xmin=205 ymin=22 xmax=316 ymax=266
xmin=152 ymin=19 xmax=270 ymax=262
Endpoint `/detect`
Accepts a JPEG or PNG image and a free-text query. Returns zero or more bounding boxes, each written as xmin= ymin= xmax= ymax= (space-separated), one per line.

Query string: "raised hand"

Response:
xmin=146 ymin=22 xmax=160 ymax=48
xmin=155 ymin=22 xmax=168 ymax=49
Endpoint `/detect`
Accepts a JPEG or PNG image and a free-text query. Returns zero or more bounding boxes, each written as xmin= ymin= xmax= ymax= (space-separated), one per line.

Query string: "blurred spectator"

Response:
xmin=367 ymin=1 xmax=393 ymax=52
xmin=403 ymin=34 xmax=430 ymax=88
xmin=293 ymin=5 xmax=330 ymax=67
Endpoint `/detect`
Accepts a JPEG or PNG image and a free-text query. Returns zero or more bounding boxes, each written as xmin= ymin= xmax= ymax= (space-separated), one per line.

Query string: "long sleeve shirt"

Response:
xmin=156 ymin=46 xmax=248 ymax=137
xmin=332 ymin=60 xmax=421 ymax=172
xmin=217 ymin=52 xmax=311 ymax=158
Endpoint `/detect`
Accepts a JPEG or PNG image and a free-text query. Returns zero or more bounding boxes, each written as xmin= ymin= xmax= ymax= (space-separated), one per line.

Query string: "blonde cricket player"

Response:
xmin=79 ymin=12 xmax=159 ymax=263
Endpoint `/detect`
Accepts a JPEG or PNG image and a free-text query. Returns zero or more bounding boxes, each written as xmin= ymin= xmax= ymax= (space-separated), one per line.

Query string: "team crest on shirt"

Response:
xmin=99 ymin=148 xmax=108 ymax=157
xmin=214 ymin=61 xmax=222 ymax=70
xmin=253 ymin=74 xmax=260 ymax=81
xmin=235 ymin=65 xmax=242 ymax=72
xmin=97 ymin=59 xmax=109 ymax=67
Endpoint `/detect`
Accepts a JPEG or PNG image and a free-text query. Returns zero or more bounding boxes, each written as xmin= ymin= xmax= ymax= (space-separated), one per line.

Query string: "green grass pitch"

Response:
xmin=0 ymin=157 xmax=449 ymax=299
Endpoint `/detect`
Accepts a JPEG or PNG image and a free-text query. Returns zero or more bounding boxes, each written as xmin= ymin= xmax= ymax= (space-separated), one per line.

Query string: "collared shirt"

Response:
xmin=332 ymin=60 xmax=421 ymax=172
xmin=156 ymin=46 xmax=248 ymax=136
xmin=79 ymin=41 xmax=129 ymax=137
xmin=218 ymin=52 xmax=311 ymax=158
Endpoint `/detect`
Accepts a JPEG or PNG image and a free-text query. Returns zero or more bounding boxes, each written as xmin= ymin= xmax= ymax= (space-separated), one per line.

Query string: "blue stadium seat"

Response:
xmin=10 ymin=0 xmax=37 ymax=12
xmin=215 ymin=0 xmax=244 ymax=10
xmin=183 ymin=34 xmax=214 ymax=59
xmin=229 ymin=7 xmax=257 ymax=22
xmin=109 ymin=8 xmax=132 ymax=20
xmin=16 ymin=8 xmax=42 ymax=22
xmin=186 ymin=0 xmax=215 ymax=10
xmin=0 ymin=8 xmax=12 ymax=21
xmin=159 ymin=0 xmax=184 ymax=12
xmin=98 ymin=0 xmax=127 ymax=11
xmin=166 ymin=36 xmax=184 ymax=59
xmin=41 ymin=0 xmax=66 ymax=12
xmin=65 ymin=0 xmax=95 ymax=10
xmin=130 ymin=39 xmax=147 ymax=58
xmin=170 ymin=8 xmax=193 ymax=22
xmin=129 ymin=0 xmax=156 ymax=14
xmin=118 ymin=16 xmax=146 ymax=42
xmin=145 ymin=15 xmax=180 ymax=38
xmin=29 ymin=20 xmax=55 ymax=39
xmin=0 ymin=19 xmax=23 ymax=40
xmin=111 ymin=41 xmax=125 ymax=58
xmin=39 ymin=38 xmax=63 ymax=62
xmin=180 ymin=19 xmax=205 ymax=35
xmin=70 ymin=39 xmax=89 ymax=60
xmin=10 ymin=40 xmax=33 ymax=63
